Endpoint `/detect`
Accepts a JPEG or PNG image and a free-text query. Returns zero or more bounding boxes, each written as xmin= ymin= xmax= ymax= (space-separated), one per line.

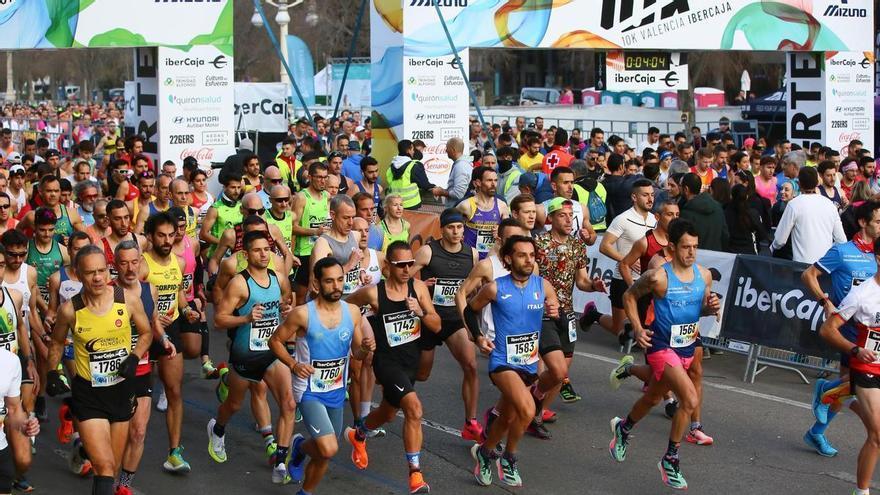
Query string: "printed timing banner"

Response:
xmin=606 ymin=51 xmax=689 ymax=91
xmin=157 ymin=45 xmax=235 ymax=167
xmin=0 ymin=0 xmax=232 ymax=50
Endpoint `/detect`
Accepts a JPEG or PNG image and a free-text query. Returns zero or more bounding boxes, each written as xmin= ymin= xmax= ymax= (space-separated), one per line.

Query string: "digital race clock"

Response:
xmin=624 ymin=52 xmax=671 ymax=71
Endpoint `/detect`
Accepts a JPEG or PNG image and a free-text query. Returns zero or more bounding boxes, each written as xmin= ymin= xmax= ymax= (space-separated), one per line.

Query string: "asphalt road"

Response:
xmin=29 ymin=325 xmax=871 ymax=494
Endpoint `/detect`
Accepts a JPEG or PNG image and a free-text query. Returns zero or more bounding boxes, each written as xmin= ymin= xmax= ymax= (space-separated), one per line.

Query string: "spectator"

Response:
xmin=588 ymin=127 xmax=610 ymax=156
xmin=817 ymin=160 xmax=848 ymax=212
xmin=771 ymin=166 xmax=846 ymax=263
xmin=541 ymin=128 xmax=574 ymax=174
xmin=679 ymin=172 xmax=728 ymax=250
xmin=386 ymin=139 xmax=444 ymax=210
xmin=709 ymin=177 xmax=731 ymax=207
xmin=733 ymin=170 xmax=772 ymax=235
xmin=841 ymin=181 xmax=874 ymax=239
xmin=341 ymin=140 xmax=364 ymax=183
xmin=690 ymin=147 xmax=716 ymax=190
xmin=602 ymin=154 xmax=631 ymax=223
xmin=775 ymin=150 xmax=804 ymax=201
xmin=840 ymin=158 xmax=859 ymax=201
xmin=755 ymin=155 xmax=778 ymax=205
xmin=637 ymin=127 xmax=660 ymax=155
xmin=725 ymin=184 xmax=768 ymax=254
xmin=653 ymin=173 xmax=684 ymax=212
xmin=445 ymin=137 xmax=471 ymax=202
xmin=771 ymin=181 xmax=796 ymax=228
xmin=517 ymin=171 xmax=553 ymax=204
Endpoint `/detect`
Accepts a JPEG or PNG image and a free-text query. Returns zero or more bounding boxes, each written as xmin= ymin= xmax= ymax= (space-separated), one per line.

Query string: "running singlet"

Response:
xmin=463 ymin=197 xmax=502 ymax=259
xmin=640 ymin=230 xmax=667 ymax=273
xmin=27 ymin=238 xmax=63 ymax=304
xmin=835 ymin=278 xmax=880 ymax=376
xmin=143 ymin=252 xmax=182 ymax=320
xmin=481 ymin=255 xmax=510 ymax=339
xmin=380 ymin=219 xmax=410 ymax=253
xmin=319 ymin=232 xmax=358 ymax=295
xmin=489 ymin=274 xmax=545 ymax=375
xmin=422 ymin=240 xmax=473 ymax=321
xmin=265 ymin=210 xmax=294 ymax=252
xmin=815 ymin=235 xmax=876 ymax=306
xmin=54 ymin=204 xmax=73 ymax=239
xmin=71 ymin=286 xmax=132 ymax=387
xmin=294 ymin=300 xmax=354 ymax=408
xmin=356 ymin=249 xmax=381 ymax=317
xmin=0 ymin=288 xmax=18 ymax=355
xmin=294 ymin=189 xmax=330 ymax=256
xmin=355 ymin=181 xmax=381 ymax=222
xmin=102 ymin=233 xmax=138 ymax=281
xmin=133 ymin=282 xmax=154 ymax=376
xmin=181 ymin=236 xmax=197 ymax=302
xmin=3 ymin=264 xmax=31 ymax=333
xmin=373 ymin=279 xmax=421 ymax=369
xmin=649 ymin=263 xmax=705 ymax=357
xmin=231 ymin=270 xmax=281 ymax=356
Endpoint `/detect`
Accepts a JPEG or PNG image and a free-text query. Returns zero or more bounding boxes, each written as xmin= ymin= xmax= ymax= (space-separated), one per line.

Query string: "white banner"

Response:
xmin=786 ymin=52 xmax=825 ymax=150
xmin=234 ymin=83 xmax=289 ymax=132
xmin=572 ymin=235 xmax=736 ymax=339
xmin=824 ymin=52 xmax=875 ymax=156
xmin=606 ymin=51 xmax=689 ymax=91
xmin=123 ymin=80 xmax=137 ymax=132
xmin=157 ymin=45 xmax=236 ymax=167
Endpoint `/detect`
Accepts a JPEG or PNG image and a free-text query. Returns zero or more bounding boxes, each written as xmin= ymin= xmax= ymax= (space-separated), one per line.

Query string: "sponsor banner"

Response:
xmin=0 ymin=0 xmax=231 ymax=49
xmin=234 ymin=83 xmax=289 ymax=132
xmin=722 ymin=255 xmax=833 ymax=358
xmin=825 ymin=51 xmax=875 ymax=156
xmin=331 ymin=64 xmax=372 ymax=108
xmin=786 ymin=52 xmax=825 ymax=151
xmin=606 ymin=51 xmax=688 ymax=91
xmin=157 ymin=45 xmax=235 ymax=167
xmin=128 ymin=48 xmax=159 ymax=162
xmin=286 ymin=35 xmax=316 ymax=107
xmin=572 ymin=236 xmax=734 ymax=339
xmin=392 ymin=0 xmax=872 ymax=53
xmin=123 ymin=81 xmax=137 ymax=132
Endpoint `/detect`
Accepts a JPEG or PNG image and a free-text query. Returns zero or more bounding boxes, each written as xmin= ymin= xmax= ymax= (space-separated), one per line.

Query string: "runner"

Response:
xmin=465 ymin=235 xmax=559 ymax=488
xmin=803 ymin=201 xmax=880 ymax=456
xmin=455 ymin=166 xmax=509 ymax=260
xmin=264 ymin=185 xmax=296 ymax=256
xmin=26 ymin=208 xmax=65 ymax=309
xmin=18 ymin=175 xmax=85 ymax=241
xmin=344 ymin=241 xmax=441 ymax=494
xmin=609 ymin=219 xmax=719 ymax=490
xmin=309 ymin=195 xmax=363 ymax=298
xmin=413 ymin=209 xmax=481 ymax=439
xmin=819 ymin=241 xmax=880 ymax=495
xmin=510 ymin=194 xmax=538 ymax=234
xmin=0 ymin=346 xmax=40 ymax=495
xmin=350 ymin=156 xmax=383 ymax=223
xmin=188 ymin=169 xmax=214 ymax=233
xmin=379 ymin=194 xmax=410 ymax=253
xmin=114 ymin=240 xmax=172 ymax=495
xmin=292 ymin=161 xmax=331 ymax=305
xmin=135 ymin=174 xmax=171 ymax=233
xmin=46 ymin=232 xmax=91 ymax=383
xmin=46 ymin=244 xmax=152 ymax=495
xmin=272 ymin=257 xmax=375 ymax=494
xmin=200 ymin=170 xmax=243 ymax=261
xmin=206 ymin=230 xmax=296 ymax=485
xmin=140 ymin=212 xmax=196 ymax=474
xmin=100 ymin=200 xmax=146 ymax=281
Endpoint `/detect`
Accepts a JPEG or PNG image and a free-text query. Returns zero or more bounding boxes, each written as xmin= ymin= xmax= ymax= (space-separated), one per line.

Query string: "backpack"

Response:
xmin=584 ymin=181 xmax=607 ymax=225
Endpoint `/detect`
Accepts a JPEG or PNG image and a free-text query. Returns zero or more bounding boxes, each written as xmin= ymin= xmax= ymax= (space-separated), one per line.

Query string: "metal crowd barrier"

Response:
xmin=699 ymin=336 xmax=838 ymax=384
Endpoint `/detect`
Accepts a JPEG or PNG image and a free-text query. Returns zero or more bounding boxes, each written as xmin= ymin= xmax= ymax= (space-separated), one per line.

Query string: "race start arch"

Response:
xmin=0 ymin=0 xmax=234 ymax=166
xmin=371 ymin=0 xmax=875 ymax=186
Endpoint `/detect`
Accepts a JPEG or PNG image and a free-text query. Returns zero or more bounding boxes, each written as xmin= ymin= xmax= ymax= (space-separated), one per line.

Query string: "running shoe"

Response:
xmin=114 ymin=486 xmax=133 ymax=495
xmin=542 ymin=409 xmax=558 ymax=423
xmin=364 ymin=426 xmax=386 ymax=438
xmin=57 ymin=402 xmax=74 ymax=444
xmin=658 ymin=457 xmax=688 ymax=490
xmin=295 ymin=408 xmax=302 ymax=423
xmin=470 ymin=444 xmax=493 ymax=486
xmin=526 ymin=419 xmax=552 ymax=440
xmin=272 ymin=461 xmax=291 ymax=485
xmin=618 ymin=324 xmax=634 ymax=352
xmin=215 ymin=367 xmax=229 ymax=403
xmin=579 ymin=301 xmax=600 ymax=332
xmin=12 ymin=478 xmax=34 ymax=493
xmin=461 ymin=419 xmax=483 ymax=442
xmin=408 ymin=471 xmax=430 ymax=494
xmin=608 ymin=417 xmax=628 ymax=462
xmin=265 ymin=441 xmax=278 ymax=463
xmin=804 ymin=431 xmax=838 ymax=457
xmin=344 ymin=427 xmax=369 ymax=469
xmin=68 ymin=441 xmax=93 ymax=476
xmin=156 ymin=390 xmax=168 ymax=412
xmin=201 ymin=359 xmax=221 ymax=379
xmin=559 ymin=380 xmax=582 ymax=403
xmin=288 ymin=433 xmax=306 ymax=483
xmin=610 ymin=355 xmax=635 ymax=391
xmin=812 ymin=378 xmax=830 ymax=425
xmin=206 ymin=418 xmax=227 ymax=463
xmin=664 ymin=399 xmax=679 ymax=420
xmin=163 ymin=446 xmax=192 ymax=473
xmin=686 ymin=426 xmax=714 ymax=446
xmin=497 ymin=455 xmax=522 ymax=487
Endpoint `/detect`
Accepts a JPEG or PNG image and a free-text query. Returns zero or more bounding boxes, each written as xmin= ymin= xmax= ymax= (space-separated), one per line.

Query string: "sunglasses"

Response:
xmin=6 ymin=251 xmax=26 ymax=258
xmin=271 ymin=197 xmax=290 ymax=203
xmin=246 ymin=208 xmax=266 ymax=216
xmin=269 ymin=178 xmax=284 ymax=184
xmin=389 ymin=259 xmax=415 ymax=268
xmin=0 ymin=204 xmax=9 ymax=210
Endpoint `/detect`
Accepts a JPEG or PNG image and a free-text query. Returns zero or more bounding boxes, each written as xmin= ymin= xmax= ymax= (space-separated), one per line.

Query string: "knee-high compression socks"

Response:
xmin=93 ymin=476 xmax=114 ymax=495
xmin=200 ymin=321 xmax=210 ymax=357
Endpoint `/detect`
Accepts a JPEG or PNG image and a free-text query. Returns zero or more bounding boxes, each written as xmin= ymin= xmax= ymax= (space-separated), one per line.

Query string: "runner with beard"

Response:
xmin=456 ymin=167 xmax=509 ymax=260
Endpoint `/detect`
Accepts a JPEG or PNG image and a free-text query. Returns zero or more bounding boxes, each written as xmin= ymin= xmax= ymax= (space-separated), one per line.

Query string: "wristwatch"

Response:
xmin=851 ymin=345 xmax=861 ymax=357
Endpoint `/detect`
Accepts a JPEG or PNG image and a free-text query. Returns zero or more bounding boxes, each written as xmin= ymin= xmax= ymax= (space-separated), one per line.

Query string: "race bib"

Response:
xmin=383 ymin=310 xmax=420 ymax=347
xmin=567 ymin=313 xmax=578 ymax=343
xmin=249 ymin=316 xmax=279 ymax=351
xmin=39 ymin=285 xmax=49 ymax=305
xmin=157 ymin=293 xmax=175 ymax=314
xmin=309 ymin=357 xmax=347 ymax=392
xmin=505 ymin=332 xmax=539 ymax=366
xmin=343 ymin=263 xmax=360 ymax=295
xmin=670 ymin=322 xmax=698 ymax=348
xmin=863 ymin=329 xmax=880 ymax=363
xmin=182 ymin=273 xmax=193 ymax=294
xmin=432 ymin=278 xmax=461 ymax=307
xmin=89 ymin=348 xmax=127 ymax=387
xmin=476 ymin=230 xmax=494 ymax=253
xmin=0 ymin=332 xmax=17 ymax=355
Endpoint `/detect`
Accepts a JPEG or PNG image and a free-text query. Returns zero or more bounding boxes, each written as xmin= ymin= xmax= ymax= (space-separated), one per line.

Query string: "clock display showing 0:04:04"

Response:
xmin=624 ymin=52 xmax=671 ymax=71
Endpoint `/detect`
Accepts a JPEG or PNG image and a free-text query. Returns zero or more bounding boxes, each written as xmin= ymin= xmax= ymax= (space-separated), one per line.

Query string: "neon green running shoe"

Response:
xmin=163 ymin=446 xmax=192 ymax=474
xmin=658 ymin=457 xmax=687 ymax=490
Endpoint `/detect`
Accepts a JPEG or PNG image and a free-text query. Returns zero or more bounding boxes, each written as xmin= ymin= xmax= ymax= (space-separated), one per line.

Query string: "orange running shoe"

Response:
xmin=344 ymin=427 xmax=368 ymax=470
xmin=409 ymin=470 xmax=430 ymax=494
xmin=56 ymin=403 xmax=74 ymax=444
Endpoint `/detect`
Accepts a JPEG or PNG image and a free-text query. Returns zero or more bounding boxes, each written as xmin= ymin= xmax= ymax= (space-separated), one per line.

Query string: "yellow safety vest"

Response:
xmin=385 ymin=161 xmax=421 ymax=209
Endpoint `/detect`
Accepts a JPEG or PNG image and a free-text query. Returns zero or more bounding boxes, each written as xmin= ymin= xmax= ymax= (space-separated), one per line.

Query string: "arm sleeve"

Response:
xmin=409 ymin=162 xmax=436 ymax=192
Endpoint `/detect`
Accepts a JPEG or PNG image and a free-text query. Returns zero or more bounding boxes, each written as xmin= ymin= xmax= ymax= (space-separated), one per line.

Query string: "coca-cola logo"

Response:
xmin=179 ymin=148 xmax=216 ymax=173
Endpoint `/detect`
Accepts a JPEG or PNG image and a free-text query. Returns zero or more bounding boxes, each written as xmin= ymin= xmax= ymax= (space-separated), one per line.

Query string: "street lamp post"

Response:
xmin=5 ymin=52 xmax=14 ymax=102
xmin=251 ymin=0 xmax=304 ymax=87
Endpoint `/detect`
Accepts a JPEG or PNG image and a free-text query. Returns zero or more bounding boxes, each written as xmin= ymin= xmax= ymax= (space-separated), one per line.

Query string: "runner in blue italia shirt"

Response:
xmin=465 ymin=235 xmax=560 ymax=489
xmin=269 ymin=257 xmax=375 ymax=495
xmin=802 ymin=201 xmax=880 ymax=457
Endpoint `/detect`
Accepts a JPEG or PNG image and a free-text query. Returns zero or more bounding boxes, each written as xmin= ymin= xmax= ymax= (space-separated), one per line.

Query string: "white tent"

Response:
xmin=314 ymin=65 xmax=331 ymax=97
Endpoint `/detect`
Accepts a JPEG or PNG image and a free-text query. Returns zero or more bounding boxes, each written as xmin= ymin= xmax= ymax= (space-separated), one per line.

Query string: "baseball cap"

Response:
xmin=355 ymin=125 xmax=365 ymax=133
xmin=743 ymin=137 xmax=756 ymax=149
xmin=659 ymin=151 xmax=673 ymax=161
xmin=46 ymin=149 xmax=61 ymax=158
xmin=8 ymin=164 xmax=24 ymax=176
xmin=6 ymin=152 xmax=21 ymax=165
xmin=439 ymin=209 xmax=464 ymax=227
xmin=546 ymin=197 xmax=573 ymax=214
xmin=518 ymin=172 xmax=539 ymax=189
